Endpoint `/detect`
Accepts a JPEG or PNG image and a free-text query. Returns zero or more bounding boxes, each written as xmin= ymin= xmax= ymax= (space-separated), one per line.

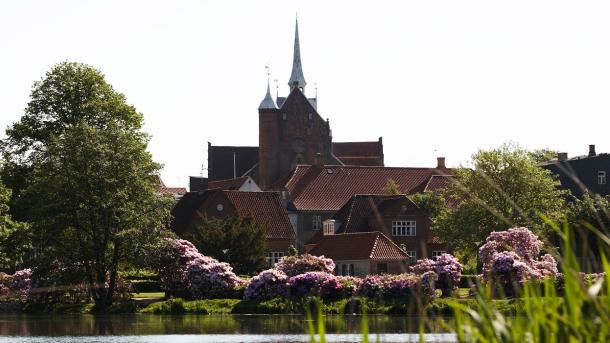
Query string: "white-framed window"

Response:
xmin=406 ymin=251 xmax=417 ymax=263
xmin=432 ymin=251 xmax=446 ymax=259
xmin=312 ymin=215 xmax=322 ymax=230
xmin=599 ymin=171 xmax=607 ymax=185
xmin=339 ymin=263 xmax=355 ymax=276
xmin=267 ymin=252 xmax=284 ymax=267
xmin=392 ymin=220 xmax=416 ymax=236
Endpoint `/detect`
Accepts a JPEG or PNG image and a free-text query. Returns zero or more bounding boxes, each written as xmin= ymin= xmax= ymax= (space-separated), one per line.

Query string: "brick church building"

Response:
xmin=206 ymin=19 xmax=384 ymax=189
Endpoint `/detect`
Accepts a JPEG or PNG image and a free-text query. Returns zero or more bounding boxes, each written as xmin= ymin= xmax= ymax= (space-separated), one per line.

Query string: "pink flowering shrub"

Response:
xmin=244 ymin=269 xmax=289 ymax=301
xmin=157 ymin=238 xmax=244 ymax=299
xmin=336 ymin=276 xmax=360 ymax=299
xmin=355 ymin=273 xmax=436 ymax=300
xmin=274 ymin=254 xmax=335 ymax=277
xmin=411 ymin=254 xmax=463 ymax=296
xmin=479 ymin=227 xmax=559 ymax=296
xmin=285 ymin=272 xmax=343 ymax=300
xmin=10 ymin=269 xmax=32 ymax=296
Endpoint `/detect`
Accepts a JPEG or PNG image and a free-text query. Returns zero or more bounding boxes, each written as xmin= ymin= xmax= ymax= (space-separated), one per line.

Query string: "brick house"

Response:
xmin=305 ymin=231 xmax=409 ymax=276
xmin=170 ymin=190 xmax=296 ymax=264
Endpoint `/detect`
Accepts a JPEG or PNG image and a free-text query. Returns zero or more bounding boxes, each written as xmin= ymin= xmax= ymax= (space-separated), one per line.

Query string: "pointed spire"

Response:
xmin=259 ymin=67 xmax=278 ymax=110
xmin=288 ymin=17 xmax=306 ymax=92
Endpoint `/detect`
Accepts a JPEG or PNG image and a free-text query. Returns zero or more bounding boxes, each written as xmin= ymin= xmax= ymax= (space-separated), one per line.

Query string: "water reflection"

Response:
xmin=0 ymin=314 xmax=453 ymax=336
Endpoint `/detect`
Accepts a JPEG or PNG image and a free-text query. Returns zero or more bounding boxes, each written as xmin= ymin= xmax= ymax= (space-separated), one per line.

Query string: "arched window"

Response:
xmin=599 ymin=171 xmax=607 ymax=185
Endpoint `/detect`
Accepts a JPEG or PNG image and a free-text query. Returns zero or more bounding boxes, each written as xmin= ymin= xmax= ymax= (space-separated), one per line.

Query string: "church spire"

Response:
xmin=288 ymin=17 xmax=306 ymax=93
xmin=259 ymin=68 xmax=278 ymax=110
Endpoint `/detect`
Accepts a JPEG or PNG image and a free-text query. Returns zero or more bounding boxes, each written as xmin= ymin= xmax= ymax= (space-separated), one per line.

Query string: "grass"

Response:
xmin=132 ymin=292 xmax=165 ymax=299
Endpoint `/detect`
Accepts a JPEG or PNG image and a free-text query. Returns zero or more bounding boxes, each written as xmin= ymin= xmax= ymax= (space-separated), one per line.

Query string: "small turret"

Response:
xmin=258 ymin=75 xmax=278 ymax=110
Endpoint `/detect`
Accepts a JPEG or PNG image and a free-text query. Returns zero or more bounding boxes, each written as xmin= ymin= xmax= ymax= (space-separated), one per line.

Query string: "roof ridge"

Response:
xmin=369 ymin=232 xmax=381 ymax=259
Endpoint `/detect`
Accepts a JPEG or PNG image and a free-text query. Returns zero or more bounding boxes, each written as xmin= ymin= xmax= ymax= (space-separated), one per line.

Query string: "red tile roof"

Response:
xmin=208 ymin=177 xmax=249 ymax=190
xmin=308 ymin=232 xmax=407 ymax=261
xmin=223 ymin=191 xmax=295 ymax=240
xmin=275 ymin=165 xmax=451 ymax=211
xmin=424 ymin=175 xmax=456 ymax=192
xmin=332 ymin=141 xmax=383 ymax=166
xmin=159 ymin=187 xmax=188 ymax=194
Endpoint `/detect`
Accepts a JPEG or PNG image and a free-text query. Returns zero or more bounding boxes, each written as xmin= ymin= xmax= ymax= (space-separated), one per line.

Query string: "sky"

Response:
xmin=1 ymin=1 xmax=609 ymax=188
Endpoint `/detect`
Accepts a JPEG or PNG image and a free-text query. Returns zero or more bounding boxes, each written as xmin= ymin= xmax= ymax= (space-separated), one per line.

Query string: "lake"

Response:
xmin=0 ymin=314 xmax=457 ymax=342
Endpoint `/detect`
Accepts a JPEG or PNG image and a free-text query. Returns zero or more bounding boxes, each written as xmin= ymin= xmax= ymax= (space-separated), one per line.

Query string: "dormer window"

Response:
xmin=599 ymin=171 xmax=607 ymax=185
xmin=323 ymin=220 xmax=335 ymax=235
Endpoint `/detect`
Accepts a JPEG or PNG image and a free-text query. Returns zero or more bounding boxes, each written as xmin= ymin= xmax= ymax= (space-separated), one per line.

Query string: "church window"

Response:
xmin=599 ymin=171 xmax=607 ymax=185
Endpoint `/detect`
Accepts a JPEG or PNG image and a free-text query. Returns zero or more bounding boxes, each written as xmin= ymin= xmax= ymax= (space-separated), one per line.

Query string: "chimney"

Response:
xmin=314 ymin=152 xmax=323 ymax=168
xmin=557 ymin=152 xmax=568 ymax=161
xmin=323 ymin=219 xmax=335 ymax=235
xmin=436 ymin=157 xmax=446 ymax=169
xmin=589 ymin=144 xmax=596 ymax=157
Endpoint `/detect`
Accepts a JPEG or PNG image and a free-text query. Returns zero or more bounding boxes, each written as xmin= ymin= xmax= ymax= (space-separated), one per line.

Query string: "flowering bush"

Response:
xmin=285 ymin=272 xmax=343 ymax=300
xmin=10 ymin=269 xmax=32 ymax=296
xmin=355 ymin=273 xmax=435 ymax=300
xmin=411 ymin=254 xmax=463 ymax=296
xmin=274 ymin=254 xmax=335 ymax=277
xmin=157 ymin=238 xmax=245 ymax=299
xmin=244 ymin=269 xmax=288 ymax=301
xmin=336 ymin=276 xmax=360 ymax=299
xmin=479 ymin=227 xmax=559 ymax=296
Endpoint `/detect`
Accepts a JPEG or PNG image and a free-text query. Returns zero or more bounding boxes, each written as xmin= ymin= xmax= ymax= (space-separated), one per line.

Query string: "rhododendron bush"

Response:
xmin=244 ymin=269 xmax=288 ymax=301
xmin=273 ymin=254 xmax=335 ymax=277
xmin=157 ymin=238 xmax=244 ymax=299
xmin=411 ymin=254 xmax=463 ymax=296
xmin=478 ymin=227 xmax=558 ymax=295
xmin=285 ymin=272 xmax=343 ymax=300
xmin=355 ymin=273 xmax=436 ymax=300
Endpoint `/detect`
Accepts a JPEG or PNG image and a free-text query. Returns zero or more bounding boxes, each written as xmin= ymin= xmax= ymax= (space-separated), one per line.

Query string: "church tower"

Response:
xmin=258 ymin=19 xmax=340 ymax=189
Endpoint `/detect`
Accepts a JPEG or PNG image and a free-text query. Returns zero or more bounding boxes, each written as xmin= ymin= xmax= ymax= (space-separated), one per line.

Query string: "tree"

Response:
xmin=1 ymin=62 xmax=171 ymax=309
xmin=1 ymin=62 xmax=142 ymax=221
xmin=528 ymin=148 xmax=558 ymax=164
xmin=184 ymin=215 xmax=267 ymax=275
xmin=409 ymin=192 xmax=446 ymax=218
xmin=384 ymin=179 xmax=401 ymax=195
xmin=566 ymin=194 xmax=610 ymax=271
xmin=0 ymin=176 xmax=30 ymax=270
xmin=435 ymin=143 xmax=567 ymax=259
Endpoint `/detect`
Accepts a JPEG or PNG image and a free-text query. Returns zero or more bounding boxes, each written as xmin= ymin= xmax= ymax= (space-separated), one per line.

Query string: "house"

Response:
xmin=187 ymin=176 xmax=261 ymax=192
xmin=157 ymin=176 xmax=187 ymax=201
xmin=306 ymin=194 xmax=447 ymax=262
xmin=271 ymin=159 xmax=452 ymax=250
xmin=540 ymin=145 xmax=609 ymax=198
xmin=170 ymin=189 xmax=296 ymax=264
xmin=305 ymin=231 xmax=409 ymax=276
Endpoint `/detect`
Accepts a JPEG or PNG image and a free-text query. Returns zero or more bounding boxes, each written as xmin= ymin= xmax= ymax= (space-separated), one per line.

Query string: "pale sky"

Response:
xmin=1 ymin=1 xmax=609 ymax=188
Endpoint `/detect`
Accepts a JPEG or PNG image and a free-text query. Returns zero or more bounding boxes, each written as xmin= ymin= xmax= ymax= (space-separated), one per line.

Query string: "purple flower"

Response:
xmin=285 ymin=272 xmax=342 ymax=300
xmin=244 ymin=269 xmax=288 ymax=301
xmin=274 ymin=254 xmax=335 ymax=277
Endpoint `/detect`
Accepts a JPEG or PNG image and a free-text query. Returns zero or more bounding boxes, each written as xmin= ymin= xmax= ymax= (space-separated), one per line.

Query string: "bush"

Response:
xmin=274 ymin=254 xmax=335 ymax=277
xmin=185 ymin=256 xmax=245 ymax=299
xmin=411 ymin=254 xmax=463 ymax=296
xmin=243 ymin=269 xmax=288 ymax=301
xmin=356 ymin=273 xmax=436 ymax=302
xmin=285 ymin=272 xmax=342 ymax=301
xmin=478 ymin=227 xmax=559 ymax=295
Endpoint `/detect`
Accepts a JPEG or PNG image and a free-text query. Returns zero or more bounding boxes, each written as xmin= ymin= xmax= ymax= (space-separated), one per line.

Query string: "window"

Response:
xmin=432 ymin=251 xmax=446 ymax=259
xmin=377 ymin=263 xmax=388 ymax=274
xmin=392 ymin=220 xmax=416 ymax=236
xmin=267 ymin=252 xmax=284 ymax=267
xmin=339 ymin=263 xmax=355 ymax=276
xmin=599 ymin=171 xmax=607 ymax=185
xmin=406 ymin=251 xmax=417 ymax=263
xmin=312 ymin=215 xmax=322 ymax=230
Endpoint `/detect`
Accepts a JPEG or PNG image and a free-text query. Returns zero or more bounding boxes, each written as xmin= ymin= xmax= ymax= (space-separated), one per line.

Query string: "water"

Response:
xmin=0 ymin=314 xmax=457 ymax=342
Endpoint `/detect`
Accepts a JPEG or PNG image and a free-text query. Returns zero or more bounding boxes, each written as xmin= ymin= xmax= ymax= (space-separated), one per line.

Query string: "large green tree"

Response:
xmin=435 ymin=143 xmax=567 ymax=258
xmin=1 ymin=62 xmax=171 ymax=309
xmin=184 ymin=215 xmax=268 ymax=275
xmin=0 ymin=175 xmax=30 ymax=270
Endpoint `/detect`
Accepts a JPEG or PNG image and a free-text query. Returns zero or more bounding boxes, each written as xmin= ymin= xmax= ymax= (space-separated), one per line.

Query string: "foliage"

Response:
xmin=274 ymin=254 xmax=335 ymax=277
xmin=409 ymin=191 xmax=446 ymax=218
xmin=528 ymin=148 xmax=558 ymax=164
xmin=411 ymin=254 xmax=464 ymax=296
xmin=566 ymin=194 xmax=610 ymax=270
xmin=435 ymin=143 xmax=567 ymax=258
xmin=288 ymin=245 xmax=298 ymax=257
xmin=285 ymin=272 xmax=343 ymax=301
xmin=243 ymin=269 xmax=288 ymax=301
xmin=355 ymin=273 xmax=436 ymax=301
xmin=184 ymin=215 xmax=267 ymax=275
xmin=383 ymin=178 xmax=401 ymax=195
xmin=155 ymin=238 xmax=202 ymax=293
xmin=0 ymin=62 xmax=172 ymax=310
xmin=0 ymin=178 xmax=29 ymax=270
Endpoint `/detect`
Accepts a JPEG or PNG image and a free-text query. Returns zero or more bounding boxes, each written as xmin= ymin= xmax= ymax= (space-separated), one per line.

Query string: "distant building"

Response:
xmin=170 ymin=190 xmax=296 ymax=263
xmin=540 ymin=145 xmax=609 ymax=198
xmin=306 ymin=231 xmax=409 ymax=276
xmin=157 ymin=176 xmax=187 ymax=201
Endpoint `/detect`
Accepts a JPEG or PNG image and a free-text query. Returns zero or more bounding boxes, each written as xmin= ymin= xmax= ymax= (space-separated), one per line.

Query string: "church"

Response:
xmin=204 ymin=19 xmax=385 ymax=189
xmin=176 ymin=20 xmax=453 ymax=271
